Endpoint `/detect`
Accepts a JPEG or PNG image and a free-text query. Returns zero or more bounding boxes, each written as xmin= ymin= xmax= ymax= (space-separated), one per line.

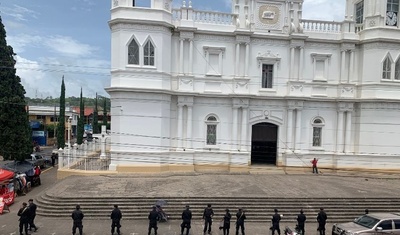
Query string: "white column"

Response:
xmin=189 ymin=39 xmax=193 ymax=75
xmin=177 ymin=104 xmax=184 ymax=149
xmin=294 ymin=109 xmax=302 ymax=152
xmin=344 ymin=111 xmax=352 ymax=153
xmin=298 ymin=47 xmax=304 ymax=80
xmin=245 ymin=43 xmax=249 ymax=77
xmin=340 ymin=50 xmax=346 ymax=83
xmin=100 ymin=125 xmax=107 ymax=159
xmin=349 ymin=50 xmax=354 ymax=83
xmin=219 ymin=52 xmax=223 ymax=75
xmin=186 ymin=105 xmax=193 ymax=149
xmin=290 ymin=47 xmax=295 ymax=80
xmin=232 ymin=107 xmax=238 ymax=150
xmin=336 ymin=111 xmax=344 ymax=153
xmin=179 ymin=39 xmax=184 ymax=74
xmin=241 ymin=107 xmax=248 ymax=151
xmin=286 ymin=109 xmax=294 ymax=153
xmin=235 ymin=43 xmax=240 ymax=76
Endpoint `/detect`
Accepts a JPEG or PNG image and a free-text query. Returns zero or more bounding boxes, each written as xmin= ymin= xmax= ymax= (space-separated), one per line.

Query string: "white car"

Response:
xmin=332 ymin=213 xmax=400 ymax=235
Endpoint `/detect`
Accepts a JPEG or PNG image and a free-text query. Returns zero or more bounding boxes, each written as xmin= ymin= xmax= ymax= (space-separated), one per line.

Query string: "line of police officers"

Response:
xmin=17 ymin=202 xmax=328 ymax=235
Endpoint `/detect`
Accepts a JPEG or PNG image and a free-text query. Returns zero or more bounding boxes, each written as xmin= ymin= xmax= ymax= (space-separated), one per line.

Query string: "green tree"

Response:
xmin=102 ymin=97 xmax=107 ymax=127
xmin=0 ymin=16 xmax=32 ymax=161
xmin=56 ymin=76 xmax=66 ymax=148
xmin=77 ymin=88 xmax=84 ymax=145
xmin=92 ymin=93 xmax=99 ymax=134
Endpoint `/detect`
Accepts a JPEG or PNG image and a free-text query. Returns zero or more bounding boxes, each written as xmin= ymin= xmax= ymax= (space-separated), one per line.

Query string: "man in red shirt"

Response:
xmin=311 ymin=158 xmax=318 ymax=174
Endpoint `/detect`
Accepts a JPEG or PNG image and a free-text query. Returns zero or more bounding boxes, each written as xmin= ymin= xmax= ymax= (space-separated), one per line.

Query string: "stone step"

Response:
xmin=35 ymin=193 xmax=400 ymax=223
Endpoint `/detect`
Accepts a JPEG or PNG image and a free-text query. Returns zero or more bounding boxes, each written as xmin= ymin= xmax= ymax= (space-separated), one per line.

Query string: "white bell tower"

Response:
xmin=346 ymin=0 xmax=399 ymax=29
xmin=151 ymin=0 xmax=173 ymax=12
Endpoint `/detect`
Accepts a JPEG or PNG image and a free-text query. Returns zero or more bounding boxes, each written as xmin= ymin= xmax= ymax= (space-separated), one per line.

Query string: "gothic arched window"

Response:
xmin=128 ymin=39 xmax=139 ymax=65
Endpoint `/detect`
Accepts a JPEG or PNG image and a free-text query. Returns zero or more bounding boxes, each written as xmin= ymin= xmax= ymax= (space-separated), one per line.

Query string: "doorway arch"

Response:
xmin=251 ymin=122 xmax=278 ymax=165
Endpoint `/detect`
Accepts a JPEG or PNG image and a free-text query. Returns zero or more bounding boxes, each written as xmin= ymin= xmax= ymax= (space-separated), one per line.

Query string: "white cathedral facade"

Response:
xmin=107 ymin=0 xmax=400 ymax=173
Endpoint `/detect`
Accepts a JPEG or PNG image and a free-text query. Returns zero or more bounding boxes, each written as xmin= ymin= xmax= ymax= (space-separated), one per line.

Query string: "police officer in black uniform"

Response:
xmin=111 ymin=204 xmax=122 ymax=235
xmin=148 ymin=206 xmax=159 ymax=235
xmin=203 ymin=204 xmax=214 ymax=234
xmin=271 ymin=209 xmax=281 ymax=235
xmin=18 ymin=202 xmax=29 ymax=235
xmin=222 ymin=208 xmax=232 ymax=235
xmin=28 ymin=199 xmax=38 ymax=232
xmin=297 ymin=209 xmax=306 ymax=235
xmin=71 ymin=205 xmax=84 ymax=235
xmin=181 ymin=205 xmax=192 ymax=235
xmin=235 ymin=208 xmax=246 ymax=235
xmin=317 ymin=208 xmax=328 ymax=235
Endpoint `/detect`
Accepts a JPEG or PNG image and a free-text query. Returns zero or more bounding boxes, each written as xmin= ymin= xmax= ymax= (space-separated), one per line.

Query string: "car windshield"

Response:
xmin=354 ymin=215 xmax=380 ymax=229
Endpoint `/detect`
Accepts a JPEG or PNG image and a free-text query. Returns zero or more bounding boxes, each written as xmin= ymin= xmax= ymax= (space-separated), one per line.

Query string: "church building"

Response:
xmin=107 ymin=0 xmax=400 ymax=173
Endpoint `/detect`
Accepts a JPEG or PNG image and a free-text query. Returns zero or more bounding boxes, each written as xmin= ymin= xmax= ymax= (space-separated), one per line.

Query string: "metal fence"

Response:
xmin=58 ymin=139 xmax=111 ymax=171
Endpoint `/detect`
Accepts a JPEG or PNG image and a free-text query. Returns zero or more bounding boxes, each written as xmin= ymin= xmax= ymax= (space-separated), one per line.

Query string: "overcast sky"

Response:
xmin=0 ymin=0 xmax=345 ymax=98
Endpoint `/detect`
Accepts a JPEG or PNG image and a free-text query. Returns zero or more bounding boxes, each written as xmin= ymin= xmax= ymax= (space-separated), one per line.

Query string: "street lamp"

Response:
xmin=67 ymin=116 xmax=72 ymax=148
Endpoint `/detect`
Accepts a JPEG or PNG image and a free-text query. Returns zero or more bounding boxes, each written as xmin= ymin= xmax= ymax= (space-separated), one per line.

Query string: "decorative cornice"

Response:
xmin=305 ymin=42 xmax=339 ymax=50
xmin=251 ymin=38 xmax=289 ymax=46
xmin=180 ymin=31 xmax=194 ymax=39
xmin=236 ymin=35 xmax=251 ymax=43
xmin=287 ymin=100 xmax=304 ymax=110
xmin=337 ymin=102 xmax=354 ymax=111
xmin=110 ymin=22 xmax=171 ymax=32
xmin=195 ymin=34 xmax=235 ymax=42
xmin=362 ymin=42 xmax=400 ymax=51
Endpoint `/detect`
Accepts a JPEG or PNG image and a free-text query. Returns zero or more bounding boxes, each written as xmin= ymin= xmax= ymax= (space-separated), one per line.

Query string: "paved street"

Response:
xmin=1 ymin=150 xmax=400 ymax=234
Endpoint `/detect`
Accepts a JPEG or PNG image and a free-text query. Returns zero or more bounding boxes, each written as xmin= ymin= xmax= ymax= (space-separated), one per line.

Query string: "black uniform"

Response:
xmin=71 ymin=207 xmax=84 ymax=235
xmin=222 ymin=210 xmax=232 ymax=235
xmin=235 ymin=209 xmax=246 ymax=235
xmin=271 ymin=212 xmax=281 ymax=235
xmin=28 ymin=201 xmax=38 ymax=231
xmin=203 ymin=205 xmax=214 ymax=234
xmin=148 ymin=207 xmax=159 ymax=235
xmin=111 ymin=206 xmax=122 ymax=235
xmin=297 ymin=211 xmax=306 ymax=235
xmin=18 ymin=204 xmax=29 ymax=235
xmin=181 ymin=206 xmax=192 ymax=235
xmin=51 ymin=153 xmax=56 ymax=167
xmin=317 ymin=209 xmax=328 ymax=235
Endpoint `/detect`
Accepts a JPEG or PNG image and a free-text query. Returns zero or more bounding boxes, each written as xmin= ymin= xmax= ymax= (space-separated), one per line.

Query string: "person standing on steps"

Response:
xmin=111 ymin=204 xmax=122 ymax=235
xmin=18 ymin=202 xmax=29 ymax=235
xmin=317 ymin=208 xmax=327 ymax=235
xmin=71 ymin=205 xmax=84 ymax=235
xmin=235 ymin=208 xmax=246 ymax=235
xmin=271 ymin=208 xmax=281 ymax=235
xmin=311 ymin=158 xmax=319 ymax=174
xmin=181 ymin=205 xmax=192 ymax=235
xmin=148 ymin=205 xmax=159 ymax=235
xmin=297 ymin=209 xmax=306 ymax=235
xmin=203 ymin=204 xmax=214 ymax=234
xmin=222 ymin=208 xmax=232 ymax=235
xmin=27 ymin=199 xmax=38 ymax=232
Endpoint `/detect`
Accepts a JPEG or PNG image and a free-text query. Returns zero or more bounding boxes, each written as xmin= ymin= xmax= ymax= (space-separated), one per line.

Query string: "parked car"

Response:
xmin=332 ymin=213 xmax=400 ymax=235
xmin=25 ymin=153 xmax=48 ymax=169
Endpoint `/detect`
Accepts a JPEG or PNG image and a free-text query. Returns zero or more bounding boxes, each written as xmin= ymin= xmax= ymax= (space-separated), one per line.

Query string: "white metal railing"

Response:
xmin=172 ymin=9 xmax=182 ymax=21
xmin=302 ymin=19 xmax=342 ymax=33
xmin=58 ymin=139 xmax=111 ymax=171
xmin=192 ymin=10 xmax=236 ymax=25
xmin=355 ymin=23 xmax=364 ymax=33
xmin=172 ymin=8 xmax=237 ymax=25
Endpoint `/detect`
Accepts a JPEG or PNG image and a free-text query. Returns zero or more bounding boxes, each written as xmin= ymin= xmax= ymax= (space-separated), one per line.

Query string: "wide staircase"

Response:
xmin=35 ymin=193 xmax=400 ymax=223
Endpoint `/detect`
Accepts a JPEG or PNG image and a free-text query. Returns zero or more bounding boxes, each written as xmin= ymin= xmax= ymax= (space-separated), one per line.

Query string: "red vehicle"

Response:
xmin=0 ymin=169 xmax=15 ymax=206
